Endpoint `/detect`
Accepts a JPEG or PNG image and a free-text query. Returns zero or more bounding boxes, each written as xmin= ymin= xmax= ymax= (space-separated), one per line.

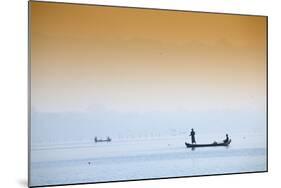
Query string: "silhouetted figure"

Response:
xmin=107 ymin=136 xmax=111 ymax=142
xmin=94 ymin=137 xmax=98 ymax=143
xmin=189 ymin=128 xmax=196 ymax=144
xmin=223 ymin=134 xmax=229 ymax=143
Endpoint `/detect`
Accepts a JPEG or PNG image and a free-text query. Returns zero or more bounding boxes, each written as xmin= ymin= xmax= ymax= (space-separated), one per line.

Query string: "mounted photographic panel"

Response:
xmin=28 ymin=1 xmax=268 ymax=187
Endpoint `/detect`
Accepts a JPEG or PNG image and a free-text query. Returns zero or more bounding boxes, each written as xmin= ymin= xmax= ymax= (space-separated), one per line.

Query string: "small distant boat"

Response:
xmin=94 ymin=137 xmax=112 ymax=143
xmin=185 ymin=139 xmax=231 ymax=148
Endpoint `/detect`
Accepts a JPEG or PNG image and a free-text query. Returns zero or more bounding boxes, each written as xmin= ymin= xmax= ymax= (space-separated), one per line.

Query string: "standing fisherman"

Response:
xmin=189 ymin=128 xmax=196 ymax=144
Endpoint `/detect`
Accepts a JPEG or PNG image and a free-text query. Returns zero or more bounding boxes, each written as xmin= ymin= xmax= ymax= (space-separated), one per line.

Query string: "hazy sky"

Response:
xmin=30 ymin=2 xmax=267 ymax=114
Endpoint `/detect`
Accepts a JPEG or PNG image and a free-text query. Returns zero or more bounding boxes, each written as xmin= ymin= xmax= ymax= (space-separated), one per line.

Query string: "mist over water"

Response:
xmin=31 ymin=109 xmax=265 ymax=145
xmin=30 ymin=109 xmax=266 ymax=187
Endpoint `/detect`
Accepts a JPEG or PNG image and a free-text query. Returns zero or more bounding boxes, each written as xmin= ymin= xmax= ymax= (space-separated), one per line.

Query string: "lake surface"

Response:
xmin=30 ymin=132 xmax=267 ymax=187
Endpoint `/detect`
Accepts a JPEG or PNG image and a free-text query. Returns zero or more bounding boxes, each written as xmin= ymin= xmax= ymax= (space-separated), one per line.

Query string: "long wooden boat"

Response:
xmin=185 ymin=139 xmax=231 ymax=148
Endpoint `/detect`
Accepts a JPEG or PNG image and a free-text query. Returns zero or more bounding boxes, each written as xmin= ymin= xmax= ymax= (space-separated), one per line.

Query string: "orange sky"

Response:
xmin=30 ymin=1 xmax=267 ymax=113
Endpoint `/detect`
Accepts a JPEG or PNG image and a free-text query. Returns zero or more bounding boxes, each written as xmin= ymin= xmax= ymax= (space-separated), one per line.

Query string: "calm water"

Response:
xmin=30 ymin=133 xmax=267 ymax=186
